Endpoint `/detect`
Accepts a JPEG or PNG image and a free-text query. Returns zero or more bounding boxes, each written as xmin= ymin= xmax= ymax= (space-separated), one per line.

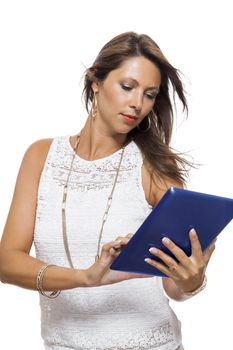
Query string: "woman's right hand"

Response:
xmin=85 ymin=233 xmax=150 ymax=287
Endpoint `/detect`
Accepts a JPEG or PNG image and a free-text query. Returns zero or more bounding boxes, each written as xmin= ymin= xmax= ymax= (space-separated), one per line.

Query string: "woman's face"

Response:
xmin=92 ymin=56 xmax=161 ymax=135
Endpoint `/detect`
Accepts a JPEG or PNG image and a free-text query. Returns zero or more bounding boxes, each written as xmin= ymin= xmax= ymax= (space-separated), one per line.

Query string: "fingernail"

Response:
xmin=149 ymin=247 xmax=158 ymax=254
xmin=162 ymin=237 xmax=170 ymax=244
xmin=144 ymin=258 xmax=151 ymax=263
xmin=190 ymin=228 xmax=196 ymax=236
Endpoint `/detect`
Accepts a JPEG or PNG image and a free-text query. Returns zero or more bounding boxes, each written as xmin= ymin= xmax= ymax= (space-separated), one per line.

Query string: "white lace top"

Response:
xmin=34 ymin=135 xmax=182 ymax=350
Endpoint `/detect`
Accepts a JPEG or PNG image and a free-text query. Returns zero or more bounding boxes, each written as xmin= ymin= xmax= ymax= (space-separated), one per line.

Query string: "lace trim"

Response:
xmin=43 ymin=322 xmax=180 ymax=350
xmin=45 ymin=136 xmax=140 ymax=192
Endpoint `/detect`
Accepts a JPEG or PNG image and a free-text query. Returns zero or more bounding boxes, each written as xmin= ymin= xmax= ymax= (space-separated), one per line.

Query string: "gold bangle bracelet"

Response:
xmin=36 ymin=264 xmax=61 ymax=299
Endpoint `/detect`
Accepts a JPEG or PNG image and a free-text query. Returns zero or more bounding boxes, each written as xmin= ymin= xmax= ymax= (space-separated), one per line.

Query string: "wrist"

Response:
xmin=73 ymin=268 xmax=90 ymax=288
xmin=84 ymin=265 xmax=102 ymax=287
xmin=182 ymin=275 xmax=207 ymax=297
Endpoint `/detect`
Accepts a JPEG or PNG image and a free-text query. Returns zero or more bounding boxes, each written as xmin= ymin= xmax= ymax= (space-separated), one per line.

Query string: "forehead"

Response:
xmin=106 ymin=56 xmax=161 ymax=87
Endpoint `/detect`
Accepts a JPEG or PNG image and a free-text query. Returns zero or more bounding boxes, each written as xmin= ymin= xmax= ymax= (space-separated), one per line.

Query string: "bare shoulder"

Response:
xmin=22 ymin=138 xmax=54 ymax=172
xmin=152 ymin=174 xmax=183 ymax=204
xmin=142 ymin=158 xmax=183 ymax=208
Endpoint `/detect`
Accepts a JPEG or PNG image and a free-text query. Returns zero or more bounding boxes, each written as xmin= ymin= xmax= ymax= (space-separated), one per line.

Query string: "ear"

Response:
xmin=91 ymin=81 xmax=99 ymax=94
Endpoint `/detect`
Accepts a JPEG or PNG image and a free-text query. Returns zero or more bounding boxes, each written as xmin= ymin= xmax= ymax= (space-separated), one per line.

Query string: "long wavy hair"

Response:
xmin=82 ymin=31 xmax=193 ymax=187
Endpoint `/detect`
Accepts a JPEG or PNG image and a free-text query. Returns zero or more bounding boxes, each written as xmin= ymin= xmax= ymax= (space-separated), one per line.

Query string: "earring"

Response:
xmin=137 ymin=116 xmax=151 ymax=132
xmin=91 ymin=92 xmax=98 ymax=119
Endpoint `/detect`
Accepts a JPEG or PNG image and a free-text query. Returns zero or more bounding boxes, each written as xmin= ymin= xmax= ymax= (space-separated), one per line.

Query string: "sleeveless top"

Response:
xmin=33 ymin=135 xmax=182 ymax=350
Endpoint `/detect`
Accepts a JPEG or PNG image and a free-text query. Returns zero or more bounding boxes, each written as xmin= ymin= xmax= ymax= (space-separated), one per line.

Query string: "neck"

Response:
xmin=77 ymin=116 xmax=129 ymax=161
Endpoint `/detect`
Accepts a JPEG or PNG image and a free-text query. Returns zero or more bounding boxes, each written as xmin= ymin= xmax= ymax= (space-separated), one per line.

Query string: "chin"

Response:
xmin=115 ymin=125 xmax=135 ymax=135
xmin=116 ymin=130 xmax=130 ymax=138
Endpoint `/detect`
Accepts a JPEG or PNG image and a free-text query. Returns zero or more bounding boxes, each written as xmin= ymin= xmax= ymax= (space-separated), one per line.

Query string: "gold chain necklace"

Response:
xmin=62 ymin=132 xmax=126 ymax=268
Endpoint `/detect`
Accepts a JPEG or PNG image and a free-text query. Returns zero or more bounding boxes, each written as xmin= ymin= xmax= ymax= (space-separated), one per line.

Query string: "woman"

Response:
xmin=0 ymin=32 xmax=215 ymax=350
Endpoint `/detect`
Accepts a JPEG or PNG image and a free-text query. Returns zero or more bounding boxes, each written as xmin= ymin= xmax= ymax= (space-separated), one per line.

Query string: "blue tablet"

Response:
xmin=110 ymin=187 xmax=233 ymax=277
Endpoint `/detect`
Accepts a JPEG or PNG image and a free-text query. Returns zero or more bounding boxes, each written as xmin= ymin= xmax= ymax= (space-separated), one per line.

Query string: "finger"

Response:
xmin=102 ymin=237 xmax=128 ymax=254
xmin=100 ymin=241 xmax=124 ymax=264
xmin=203 ymin=241 xmax=216 ymax=265
xmin=115 ymin=238 xmax=130 ymax=246
xmin=112 ymin=239 xmax=122 ymax=247
xmin=109 ymin=247 xmax=121 ymax=256
xmin=148 ymin=247 xmax=181 ymax=276
xmin=126 ymin=233 xmax=134 ymax=239
xmin=114 ymin=236 xmax=131 ymax=244
xmin=161 ymin=237 xmax=190 ymax=266
xmin=189 ymin=229 xmax=203 ymax=259
xmin=101 ymin=240 xmax=121 ymax=254
xmin=100 ymin=235 xmax=133 ymax=263
xmin=144 ymin=257 xmax=174 ymax=278
xmin=113 ymin=233 xmax=134 ymax=244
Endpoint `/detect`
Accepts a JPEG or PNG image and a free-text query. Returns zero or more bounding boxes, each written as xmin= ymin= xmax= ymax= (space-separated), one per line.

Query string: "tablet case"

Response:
xmin=110 ymin=187 xmax=233 ymax=277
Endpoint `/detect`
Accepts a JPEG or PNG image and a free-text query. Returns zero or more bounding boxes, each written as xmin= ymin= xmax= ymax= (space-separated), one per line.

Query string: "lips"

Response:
xmin=121 ymin=113 xmax=138 ymax=125
xmin=121 ymin=113 xmax=138 ymax=120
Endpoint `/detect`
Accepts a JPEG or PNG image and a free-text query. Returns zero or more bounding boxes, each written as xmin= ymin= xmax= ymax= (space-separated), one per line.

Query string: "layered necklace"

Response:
xmin=61 ymin=132 xmax=127 ymax=268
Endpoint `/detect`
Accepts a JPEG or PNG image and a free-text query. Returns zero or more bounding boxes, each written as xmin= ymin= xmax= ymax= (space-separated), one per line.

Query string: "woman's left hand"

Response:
xmin=145 ymin=228 xmax=216 ymax=293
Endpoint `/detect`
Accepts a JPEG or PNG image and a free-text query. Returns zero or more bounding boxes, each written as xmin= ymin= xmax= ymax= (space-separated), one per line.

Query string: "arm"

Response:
xmin=0 ymin=139 xmax=134 ymax=292
xmin=142 ymin=163 xmax=215 ymax=301
xmin=0 ymin=139 xmax=88 ymax=290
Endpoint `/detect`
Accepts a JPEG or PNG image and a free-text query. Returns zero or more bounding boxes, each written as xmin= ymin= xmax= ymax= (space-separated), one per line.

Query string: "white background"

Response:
xmin=0 ymin=0 xmax=232 ymax=349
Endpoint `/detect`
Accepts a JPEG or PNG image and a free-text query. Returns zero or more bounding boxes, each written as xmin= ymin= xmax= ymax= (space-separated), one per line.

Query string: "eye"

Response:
xmin=145 ymin=93 xmax=156 ymax=100
xmin=121 ymin=84 xmax=132 ymax=91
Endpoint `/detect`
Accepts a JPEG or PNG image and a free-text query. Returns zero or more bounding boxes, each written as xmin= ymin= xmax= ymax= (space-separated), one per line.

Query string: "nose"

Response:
xmin=130 ymin=91 xmax=143 ymax=112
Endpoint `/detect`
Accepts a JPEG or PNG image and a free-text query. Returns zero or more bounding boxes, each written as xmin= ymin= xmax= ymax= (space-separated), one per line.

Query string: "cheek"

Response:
xmin=142 ymin=100 xmax=155 ymax=116
xmin=101 ymin=84 xmax=126 ymax=107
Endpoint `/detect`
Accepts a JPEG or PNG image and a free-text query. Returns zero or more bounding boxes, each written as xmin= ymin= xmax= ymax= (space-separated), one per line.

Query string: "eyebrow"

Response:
xmin=125 ymin=78 xmax=160 ymax=92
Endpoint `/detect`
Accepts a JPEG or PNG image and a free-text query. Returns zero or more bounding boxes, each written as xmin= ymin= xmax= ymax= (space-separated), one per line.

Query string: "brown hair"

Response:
xmin=82 ymin=31 xmax=193 ymax=187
